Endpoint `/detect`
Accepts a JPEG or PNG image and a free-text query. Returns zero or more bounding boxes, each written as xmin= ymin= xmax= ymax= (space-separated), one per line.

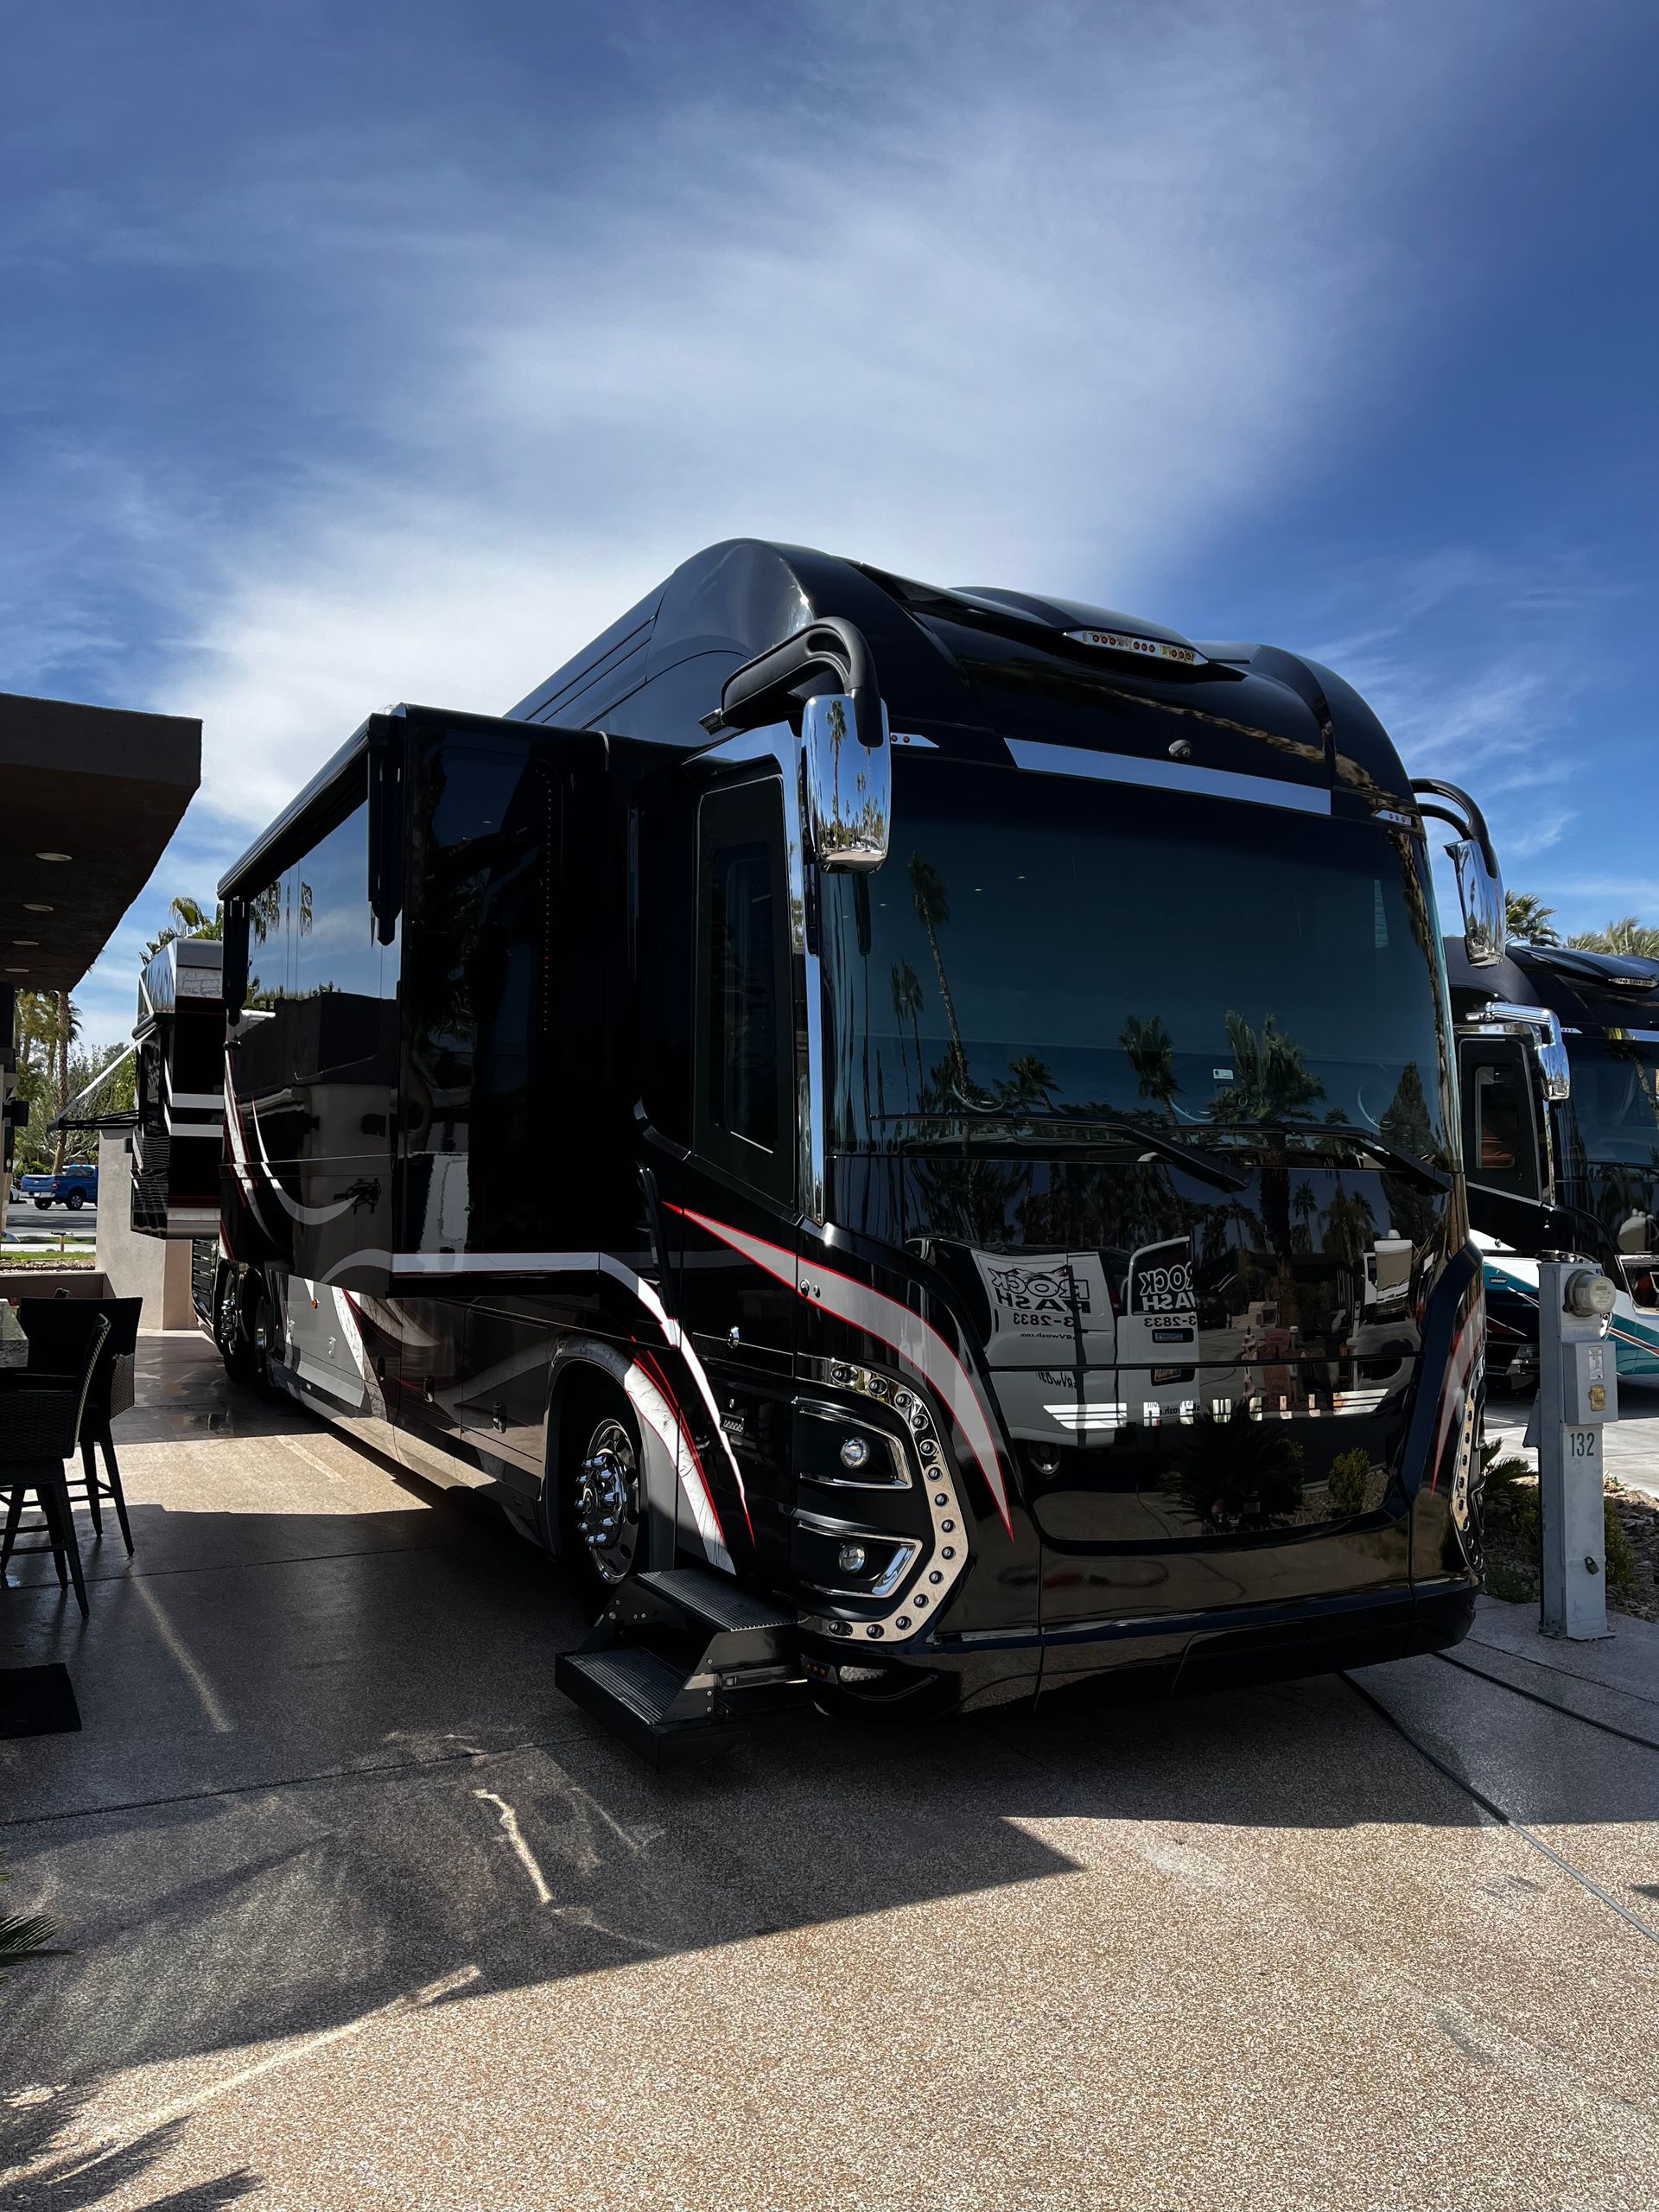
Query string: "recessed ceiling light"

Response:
xmin=4 ymin=965 xmax=27 ymax=974
xmin=22 ymin=902 xmax=53 ymax=912
xmin=35 ymin=851 xmax=72 ymax=862
xmin=13 ymin=939 xmax=38 ymax=947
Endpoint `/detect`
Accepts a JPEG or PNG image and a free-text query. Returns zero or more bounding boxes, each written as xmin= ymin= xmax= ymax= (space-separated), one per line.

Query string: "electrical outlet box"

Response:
xmin=1560 ymin=1339 xmax=1618 ymax=1426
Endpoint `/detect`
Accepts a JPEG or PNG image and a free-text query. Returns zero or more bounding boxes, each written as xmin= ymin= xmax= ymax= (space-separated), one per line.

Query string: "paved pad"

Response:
xmin=3 ymin=1337 xmax=1656 ymax=2209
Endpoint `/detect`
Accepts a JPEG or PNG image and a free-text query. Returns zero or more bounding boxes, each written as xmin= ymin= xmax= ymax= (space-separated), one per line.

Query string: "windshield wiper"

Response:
xmin=890 ymin=1113 xmax=1249 ymax=1193
xmin=1211 ymin=1120 xmax=1451 ymax=1194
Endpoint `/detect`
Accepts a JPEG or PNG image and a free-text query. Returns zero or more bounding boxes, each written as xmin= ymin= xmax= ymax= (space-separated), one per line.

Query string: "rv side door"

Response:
xmin=1459 ymin=1033 xmax=1552 ymax=1265
xmin=672 ymin=768 xmax=799 ymax=1370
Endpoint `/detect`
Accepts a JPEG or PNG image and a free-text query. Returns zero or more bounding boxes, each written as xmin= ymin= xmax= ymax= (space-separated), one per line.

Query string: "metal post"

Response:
xmin=1534 ymin=1257 xmax=1618 ymax=1639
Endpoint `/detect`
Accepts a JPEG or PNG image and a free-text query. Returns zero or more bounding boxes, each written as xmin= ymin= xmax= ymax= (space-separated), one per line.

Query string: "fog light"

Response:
xmin=839 ymin=1435 xmax=871 ymax=1470
xmin=838 ymin=1541 xmax=868 ymax=1573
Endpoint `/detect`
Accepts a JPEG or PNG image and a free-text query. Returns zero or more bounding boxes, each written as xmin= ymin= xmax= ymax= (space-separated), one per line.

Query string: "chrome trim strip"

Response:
xmin=1006 ymin=738 xmax=1332 ymax=815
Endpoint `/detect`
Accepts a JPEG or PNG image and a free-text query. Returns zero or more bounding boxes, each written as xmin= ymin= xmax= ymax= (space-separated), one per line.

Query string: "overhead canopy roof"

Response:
xmin=0 ymin=690 xmax=200 ymax=996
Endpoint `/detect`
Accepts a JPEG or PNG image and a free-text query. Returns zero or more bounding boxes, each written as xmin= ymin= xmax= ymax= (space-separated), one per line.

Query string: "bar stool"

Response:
xmin=0 ymin=1313 xmax=110 ymax=1618
xmin=12 ymin=1297 xmax=142 ymax=1551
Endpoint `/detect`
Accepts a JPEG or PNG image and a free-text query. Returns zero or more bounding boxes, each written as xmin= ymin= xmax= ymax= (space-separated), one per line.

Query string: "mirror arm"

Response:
xmin=702 ymin=618 xmax=883 ymax=753
xmin=1410 ymin=779 xmax=1498 ymax=876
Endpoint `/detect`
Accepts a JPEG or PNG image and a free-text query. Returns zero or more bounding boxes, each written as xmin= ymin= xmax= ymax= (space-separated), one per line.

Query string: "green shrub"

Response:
xmin=1173 ymin=1404 xmax=1304 ymax=1529
xmin=1605 ymin=1500 xmax=1638 ymax=1597
xmin=1327 ymin=1446 xmax=1371 ymax=1516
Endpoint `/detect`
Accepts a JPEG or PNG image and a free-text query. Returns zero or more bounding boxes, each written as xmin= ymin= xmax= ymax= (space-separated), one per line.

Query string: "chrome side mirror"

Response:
xmin=1477 ymin=1001 xmax=1571 ymax=1103
xmin=801 ymin=693 xmax=891 ymax=871
xmin=1451 ymin=838 xmax=1505 ymax=968
xmin=1410 ymin=779 xmax=1504 ymax=969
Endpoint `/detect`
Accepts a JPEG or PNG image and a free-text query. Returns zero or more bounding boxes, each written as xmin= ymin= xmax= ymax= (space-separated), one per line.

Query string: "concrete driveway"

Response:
xmin=2 ymin=1332 xmax=1656 ymax=2210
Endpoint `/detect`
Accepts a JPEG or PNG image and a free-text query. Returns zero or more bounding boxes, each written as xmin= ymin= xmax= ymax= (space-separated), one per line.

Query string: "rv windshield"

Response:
xmin=1560 ymin=1033 xmax=1659 ymax=1170
xmin=823 ymin=754 xmax=1451 ymax=1159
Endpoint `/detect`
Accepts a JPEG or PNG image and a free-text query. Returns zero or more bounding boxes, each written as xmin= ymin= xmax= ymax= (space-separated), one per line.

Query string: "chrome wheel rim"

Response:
xmin=576 ymin=1417 xmax=641 ymax=1584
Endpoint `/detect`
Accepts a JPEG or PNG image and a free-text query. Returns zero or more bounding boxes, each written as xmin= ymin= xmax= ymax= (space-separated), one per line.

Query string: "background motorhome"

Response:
xmin=1446 ymin=932 xmax=1659 ymax=1388
xmin=130 ymin=933 xmax=226 ymax=1244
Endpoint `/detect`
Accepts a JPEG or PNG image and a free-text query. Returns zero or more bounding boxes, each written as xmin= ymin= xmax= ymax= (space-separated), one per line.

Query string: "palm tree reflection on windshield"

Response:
xmin=1207 ymin=1012 xmax=1325 ymax=1124
xmin=907 ymin=854 xmax=972 ymax=1096
xmin=889 ymin=958 xmax=925 ymax=1101
xmin=1120 ymin=1012 xmax=1179 ymax=1121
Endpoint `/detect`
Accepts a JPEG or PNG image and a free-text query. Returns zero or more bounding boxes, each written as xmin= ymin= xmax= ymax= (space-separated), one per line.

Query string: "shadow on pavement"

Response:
xmin=0 ymin=2083 xmax=257 ymax=2208
xmin=2 ymin=1340 xmax=1655 ymax=2112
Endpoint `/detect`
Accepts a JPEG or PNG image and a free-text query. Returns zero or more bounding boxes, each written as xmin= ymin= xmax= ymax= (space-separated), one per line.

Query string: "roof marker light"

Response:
xmin=1065 ymin=628 xmax=1207 ymax=668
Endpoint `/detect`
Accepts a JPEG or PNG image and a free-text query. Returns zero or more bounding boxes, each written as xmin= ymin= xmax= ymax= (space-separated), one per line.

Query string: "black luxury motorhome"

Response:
xmin=1445 ymin=925 xmax=1659 ymax=1391
xmin=209 ymin=539 xmax=1489 ymax=1757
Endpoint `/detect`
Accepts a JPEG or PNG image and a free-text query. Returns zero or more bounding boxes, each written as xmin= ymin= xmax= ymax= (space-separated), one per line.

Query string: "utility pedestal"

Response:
xmin=1535 ymin=1259 xmax=1618 ymax=1640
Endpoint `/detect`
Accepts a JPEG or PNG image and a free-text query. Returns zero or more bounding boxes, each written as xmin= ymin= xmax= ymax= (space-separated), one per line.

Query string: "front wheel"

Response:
xmin=66 ymin=1190 xmax=84 ymax=1211
xmin=548 ymin=1391 xmax=648 ymax=1618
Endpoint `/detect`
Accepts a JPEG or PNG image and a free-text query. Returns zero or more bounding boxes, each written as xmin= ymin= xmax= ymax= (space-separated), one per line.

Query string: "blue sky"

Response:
xmin=4 ymin=0 xmax=1656 ymax=1046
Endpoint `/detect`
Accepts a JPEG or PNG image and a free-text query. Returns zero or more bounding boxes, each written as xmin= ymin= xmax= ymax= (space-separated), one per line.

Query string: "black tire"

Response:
xmin=33 ymin=1198 xmax=50 ymax=1211
xmin=66 ymin=1190 xmax=84 ymax=1211
xmin=545 ymin=1382 xmax=650 ymax=1619
xmin=217 ymin=1268 xmax=274 ymax=1391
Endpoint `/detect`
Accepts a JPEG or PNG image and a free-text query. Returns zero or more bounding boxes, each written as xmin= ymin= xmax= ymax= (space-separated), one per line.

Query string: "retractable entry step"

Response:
xmin=555 ymin=1565 xmax=809 ymax=1768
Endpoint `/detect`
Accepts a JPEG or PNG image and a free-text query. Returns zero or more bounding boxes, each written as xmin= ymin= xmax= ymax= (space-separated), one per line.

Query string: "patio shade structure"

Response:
xmin=0 ymin=690 xmax=201 ymax=997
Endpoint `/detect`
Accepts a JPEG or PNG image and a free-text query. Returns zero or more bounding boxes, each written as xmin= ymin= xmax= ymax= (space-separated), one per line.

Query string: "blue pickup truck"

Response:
xmin=13 ymin=1164 xmax=98 ymax=1211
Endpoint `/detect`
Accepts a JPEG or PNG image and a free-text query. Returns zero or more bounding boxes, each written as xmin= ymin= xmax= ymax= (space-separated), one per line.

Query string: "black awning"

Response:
xmin=0 ymin=690 xmax=200 ymax=995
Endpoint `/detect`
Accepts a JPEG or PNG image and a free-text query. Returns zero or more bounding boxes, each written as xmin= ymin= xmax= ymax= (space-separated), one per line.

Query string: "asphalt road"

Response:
xmin=2 ymin=1331 xmax=1656 ymax=2210
xmin=2 ymin=1195 xmax=97 ymax=1249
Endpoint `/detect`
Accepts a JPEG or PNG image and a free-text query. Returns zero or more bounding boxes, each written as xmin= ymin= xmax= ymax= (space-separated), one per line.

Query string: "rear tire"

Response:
xmin=546 ymin=1383 xmax=649 ymax=1619
xmin=33 ymin=1198 xmax=50 ymax=1211
xmin=217 ymin=1268 xmax=276 ymax=1392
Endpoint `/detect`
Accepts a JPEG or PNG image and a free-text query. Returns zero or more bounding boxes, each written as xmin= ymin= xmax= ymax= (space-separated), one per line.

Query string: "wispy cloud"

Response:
xmin=4 ymin=0 xmax=1609 ymax=1038
xmin=31 ymin=3 xmax=1541 ymax=821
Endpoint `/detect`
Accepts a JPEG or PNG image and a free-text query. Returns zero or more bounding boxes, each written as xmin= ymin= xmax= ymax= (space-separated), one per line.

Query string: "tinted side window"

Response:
xmin=404 ymin=741 xmax=559 ymax=1249
xmin=1460 ymin=1040 xmax=1541 ymax=1199
xmin=289 ymin=803 xmax=385 ymax=1079
xmin=695 ymin=779 xmax=791 ymax=1201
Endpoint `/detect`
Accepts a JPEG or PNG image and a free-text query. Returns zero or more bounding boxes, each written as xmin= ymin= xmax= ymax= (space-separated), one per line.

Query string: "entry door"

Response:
xmin=1459 ymin=1036 xmax=1545 ymax=1249
xmin=666 ymin=772 xmax=799 ymax=1567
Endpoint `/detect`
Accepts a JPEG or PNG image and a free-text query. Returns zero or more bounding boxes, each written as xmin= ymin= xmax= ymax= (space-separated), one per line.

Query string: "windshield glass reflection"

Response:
xmin=824 ymin=756 xmax=1452 ymax=1157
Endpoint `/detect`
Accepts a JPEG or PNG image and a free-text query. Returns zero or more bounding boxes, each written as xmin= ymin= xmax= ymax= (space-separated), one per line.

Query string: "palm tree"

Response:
xmin=1209 ymin=1012 xmax=1325 ymax=1125
xmin=1 ymin=1850 xmax=67 ymax=1983
xmin=1119 ymin=1012 xmax=1179 ymax=1120
xmin=996 ymin=1053 xmax=1058 ymax=1115
xmin=907 ymin=855 xmax=971 ymax=1095
xmin=890 ymin=958 xmax=925 ymax=1101
xmin=143 ymin=892 xmax=226 ymax=962
xmin=1505 ymin=891 xmax=1560 ymax=946
xmin=1173 ymin=1403 xmax=1305 ymax=1531
xmin=1569 ymin=916 xmax=1659 ymax=958
xmin=49 ymin=992 xmax=79 ymax=1177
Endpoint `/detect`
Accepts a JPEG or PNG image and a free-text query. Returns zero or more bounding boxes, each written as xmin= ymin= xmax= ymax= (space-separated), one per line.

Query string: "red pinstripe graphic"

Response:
xmin=637 ymin=1344 xmax=737 ymax=1546
xmin=666 ymin=1204 xmax=1014 ymax=1538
